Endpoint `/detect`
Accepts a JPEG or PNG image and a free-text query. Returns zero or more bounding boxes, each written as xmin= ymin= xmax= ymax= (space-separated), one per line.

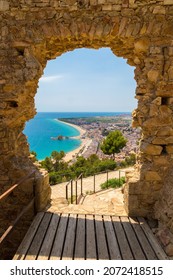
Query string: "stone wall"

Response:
xmin=1 ymin=0 xmax=173 ymax=249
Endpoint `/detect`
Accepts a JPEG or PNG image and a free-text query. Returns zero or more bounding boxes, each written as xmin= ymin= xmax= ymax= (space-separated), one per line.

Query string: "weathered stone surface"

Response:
xmin=153 ymin=6 xmax=166 ymax=15
xmin=168 ymin=66 xmax=173 ymax=80
xmin=0 ymin=0 xmax=9 ymax=11
xmin=134 ymin=39 xmax=149 ymax=54
xmin=166 ymin=145 xmax=173 ymax=154
xmin=145 ymin=171 xmax=162 ymax=181
xmin=164 ymin=0 xmax=173 ymax=5
xmin=165 ymin=243 xmax=173 ymax=256
xmin=156 ymin=228 xmax=170 ymax=246
xmin=147 ymin=70 xmax=159 ymax=83
xmin=140 ymin=142 xmax=163 ymax=155
xmin=157 ymin=127 xmax=173 ymax=136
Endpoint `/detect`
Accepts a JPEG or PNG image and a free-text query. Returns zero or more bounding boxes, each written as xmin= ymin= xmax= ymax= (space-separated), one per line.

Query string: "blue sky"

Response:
xmin=36 ymin=48 xmax=137 ymax=112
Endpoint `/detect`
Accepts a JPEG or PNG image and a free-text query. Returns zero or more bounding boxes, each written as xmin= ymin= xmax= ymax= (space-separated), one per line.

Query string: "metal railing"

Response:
xmin=65 ymin=179 xmax=73 ymax=204
xmin=118 ymin=169 xmax=126 ymax=187
xmin=66 ymin=173 xmax=83 ymax=204
xmin=75 ymin=173 xmax=83 ymax=204
xmin=93 ymin=170 xmax=109 ymax=192
xmin=65 ymin=169 xmax=126 ymax=204
xmin=0 ymin=171 xmax=36 ymax=246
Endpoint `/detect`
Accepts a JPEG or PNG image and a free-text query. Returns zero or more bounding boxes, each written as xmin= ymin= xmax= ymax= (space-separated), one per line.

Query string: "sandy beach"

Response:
xmin=56 ymin=119 xmax=92 ymax=162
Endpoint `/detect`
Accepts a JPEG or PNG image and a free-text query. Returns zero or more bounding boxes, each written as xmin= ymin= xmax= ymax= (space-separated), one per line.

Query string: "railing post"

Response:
xmin=81 ymin=175 xmax=83 ymax=196
xmin=76 ymin=180 xmax=78 ymax=204
xmin=71 ymin=180 xmax=73 ymax=204
xmin=119 ymin=170 xmax=121 ymax=187
xmin=66 ymin=183 xmax=68 ymax=201
xmin=94 ymin=174 xmax=96 ymax=193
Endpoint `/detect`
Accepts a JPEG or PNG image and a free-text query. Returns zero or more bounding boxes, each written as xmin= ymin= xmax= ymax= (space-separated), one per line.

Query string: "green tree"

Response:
xmin=41 ymin=157 xmax=54 ymax=172
xmin=100 ymin=130 xmax=127 ymax=159
xmin=51 ymin=150 xmax=65 ymax=161
xmin=119 ymin=152 xmax=136 ymax=167
xmin=50 ymin=150 xmax=67 ymax=172
xmin=87 ymin=154 xmax=99 ymax=164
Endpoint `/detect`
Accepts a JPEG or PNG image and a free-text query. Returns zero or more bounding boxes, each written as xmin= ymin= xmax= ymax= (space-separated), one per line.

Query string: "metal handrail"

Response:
xmin=65 ymin=179 xmax=73 ymax=202
xmin=75 ymin=173 xmax=83 ymax=204
xmin=0 ymin=199 xmax=35 ymax=245
xmin=76 ymin=173 xmax=83 ymax=181
xmin=0 ymin=171 xmax=36 ymax=246
xmin=65 ymin=173 xmax=83 ymax=204
xmin=65 ymin=169 xmax=126 ymax=205
xmin=0 ymin=171 xmax=35 ymax=202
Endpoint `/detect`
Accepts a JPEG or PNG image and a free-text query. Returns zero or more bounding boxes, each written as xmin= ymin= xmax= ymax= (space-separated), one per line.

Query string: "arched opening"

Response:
xmin=23 ymin=47 xmax=138 ymax=215
xmin=24 ymin=48 xmax=137 ymax=160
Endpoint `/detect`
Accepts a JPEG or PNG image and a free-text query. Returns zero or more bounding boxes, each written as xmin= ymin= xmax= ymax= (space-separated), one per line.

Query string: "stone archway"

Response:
xmin=1 ymin=0 xmax=173 ymax=234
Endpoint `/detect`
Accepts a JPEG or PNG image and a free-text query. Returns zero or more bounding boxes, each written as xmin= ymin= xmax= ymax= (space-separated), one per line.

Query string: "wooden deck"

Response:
xmin=13 ymin=212 xmax=168 ymax=260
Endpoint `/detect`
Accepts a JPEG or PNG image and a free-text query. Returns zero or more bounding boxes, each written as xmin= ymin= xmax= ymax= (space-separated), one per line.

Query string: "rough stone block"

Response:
xmin=112 ymin=4 xmax=121 ymax=11
xmin=152 ymin=182 xmax=163 ymax=191
xmin=122 ymin=0 xmax=129 ymax=8
xmin=140 ymin=142 xmax=163 ymax=155
xmin=164 ymin=0 xmax=173 ymax=5
xmin=166 ymin=136 xmax=173 ymax=144
xmin=102 ymin=4 xmax=112 ymax=11
xmin=166 ymin=145 xmax=173 ymax=154
xmin=129 ymin=0 xmax=136 ymax=7
xmin=167 ymin=97 xmax=173 ymax=105
xmin=168 ymin=47 xmax=173 ymax=56
xmin=145 ymin=171 xmax=162 ymax=181
xmin=134 ymin=38 xmax=149 ymax=53
xmin=168 ymin=66 xmax=173 ymax=80
xmin=152 ymin=137 xmax=166 ymax=145
xmin=90 ymin=0 xmax=97 ymax=5
xmin=0 ymin=0 xmax=9 ymax=11
xmin=147 ymin=70 xmax=159 ymax=83
xmin=98 ymin=0 xmax=105 ymax=4
xmin=165 ymin=243 xmax=173 ymax=256
xmin=153 ymin=6 xmax=166 ymax=14
xmin=157 ymin=127 xmax=173 ymax=136
xmin=128 ymin=182 xmax=151 ymax=195
xmin=153 ymin=156 xmax=169 ymax=166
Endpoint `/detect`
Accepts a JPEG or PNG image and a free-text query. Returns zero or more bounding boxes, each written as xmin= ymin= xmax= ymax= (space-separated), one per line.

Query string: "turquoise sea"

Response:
xmin=24 ymin=112 xmax=129 ymax=160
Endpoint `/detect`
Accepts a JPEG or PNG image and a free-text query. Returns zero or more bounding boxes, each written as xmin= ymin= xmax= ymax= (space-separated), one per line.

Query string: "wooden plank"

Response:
xmin=86 ymin=215 xmax=97 ymax=260
xmin=50 ymin=214 xmax=69 ymax=260
xmin=37 ymin=214 xmax=60 ymax=260
xmin=74 ymin=214 xmax=86 ymax=260
xmin=120 ymin=216 xmax=146 ymax=260
xmin=25 ymin=212 xmax=52 ymax=260
xmin=62 ymin=214 xmax=77 ymax=260
xmin=13 ymin=212 xmax=44 ymax=260
xmin=129 ymin=217 xmax=158 ymax=260
xmin=137 ymin=217 xmax=169 ymax=260
xmin=103 ymin=216 xmax=121 ymax=260
xmin=112 ymin=216 xmax=134 ymax=260
xmin=95 ymin=215 xmax=109 ymax=260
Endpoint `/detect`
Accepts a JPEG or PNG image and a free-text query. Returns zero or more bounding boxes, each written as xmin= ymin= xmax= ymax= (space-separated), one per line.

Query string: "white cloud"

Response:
xmin=39 ymin=75 xmax=63 ymax=83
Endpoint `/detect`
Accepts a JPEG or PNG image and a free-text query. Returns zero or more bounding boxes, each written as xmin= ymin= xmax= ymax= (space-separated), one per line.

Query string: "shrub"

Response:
xmin=100 ymin=177 xmax=125 ymax=190
xmin=49 ymin=172 xmax=61 ymax=185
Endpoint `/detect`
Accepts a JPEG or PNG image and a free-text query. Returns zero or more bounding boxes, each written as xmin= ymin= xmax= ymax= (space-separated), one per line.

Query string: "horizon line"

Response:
xmin=36 ymin=111 xmax=132 ymax=113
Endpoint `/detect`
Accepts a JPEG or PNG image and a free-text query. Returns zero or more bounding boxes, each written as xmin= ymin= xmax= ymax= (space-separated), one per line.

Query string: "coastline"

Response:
xmin=57 ymin=119 xmax=86 ymax=138
xmin=56 ymin=119 xmax=91 ymax=162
